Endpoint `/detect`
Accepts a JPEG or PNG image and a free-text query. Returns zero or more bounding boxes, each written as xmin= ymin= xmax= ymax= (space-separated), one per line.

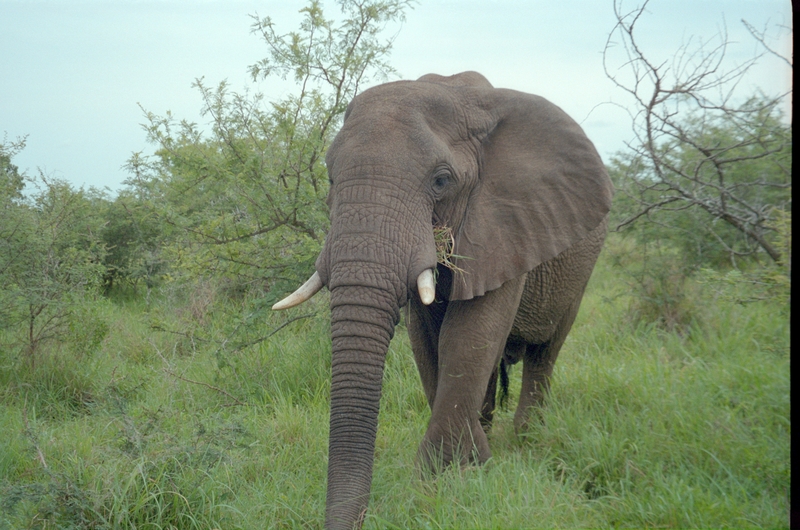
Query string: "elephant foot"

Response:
xmin=416 ymin=445 xmax=489 ymax=476
xmin=416 ymin=424 xmax=492 ymax=476
xmin=513 ymin=395 xmax=548 ymax=436
xmin=514 ymin=408 xmax=546 ymax=436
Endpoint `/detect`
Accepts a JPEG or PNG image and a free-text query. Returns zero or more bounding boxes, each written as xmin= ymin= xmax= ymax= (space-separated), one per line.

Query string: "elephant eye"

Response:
xmin=431 ymin=169 xmax=452 ymax=194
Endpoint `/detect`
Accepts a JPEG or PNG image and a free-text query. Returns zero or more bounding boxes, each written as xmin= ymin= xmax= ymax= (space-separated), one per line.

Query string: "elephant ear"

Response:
xmin=449 ymin=88 xmax=613 ymax=300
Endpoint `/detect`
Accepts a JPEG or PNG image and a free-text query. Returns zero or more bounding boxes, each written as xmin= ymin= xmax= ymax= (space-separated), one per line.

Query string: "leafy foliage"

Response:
xmin=0 ymin=144 xmax=109 ymax=367
xmin=98 ymin=188 xmax=168 ymax=291
xmin=0 ymin=134 xmax=26 ymax=202
xmin=125 ymin=0 xmax=413 ymax=301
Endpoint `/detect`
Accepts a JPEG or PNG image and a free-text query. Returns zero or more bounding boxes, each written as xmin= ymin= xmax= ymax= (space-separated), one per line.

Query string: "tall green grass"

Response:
xmin=0 ymin=251 xmax=790 ymax=528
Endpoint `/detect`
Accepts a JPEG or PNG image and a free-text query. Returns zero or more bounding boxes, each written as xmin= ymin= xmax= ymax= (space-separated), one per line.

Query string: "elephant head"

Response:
xmin=274 ymin=71 xmax=613 ymax=529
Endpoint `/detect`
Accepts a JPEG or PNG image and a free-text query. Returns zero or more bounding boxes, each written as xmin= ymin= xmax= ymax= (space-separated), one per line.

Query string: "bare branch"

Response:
xmin=742 ymin=19 xmax=793 ymax=69
xmin=606 ymin=0 xmax=792 ymax=264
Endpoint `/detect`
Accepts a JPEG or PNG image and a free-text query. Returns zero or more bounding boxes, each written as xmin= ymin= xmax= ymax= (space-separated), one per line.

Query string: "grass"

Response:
xmin=433 ymin=224 xmax=466 ymax=275
xmin=0 ymin=249 xmax=790 ymax=528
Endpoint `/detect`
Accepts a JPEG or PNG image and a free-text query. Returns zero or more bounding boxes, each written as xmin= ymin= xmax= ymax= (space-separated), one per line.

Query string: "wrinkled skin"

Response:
xmin=279 ymin=71 xmax=613 ymax=529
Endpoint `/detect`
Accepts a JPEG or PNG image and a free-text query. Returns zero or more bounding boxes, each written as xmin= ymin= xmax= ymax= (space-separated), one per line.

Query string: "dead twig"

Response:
xmin=165 ymin=369 xmax=247 ymax=407
xmin=151 ymin=340 xmax=246 ymax=407
xmin=22 ymin=407 xmax=48 ymax=470
xmin=231 ymin=312 xmax=317 ymax=352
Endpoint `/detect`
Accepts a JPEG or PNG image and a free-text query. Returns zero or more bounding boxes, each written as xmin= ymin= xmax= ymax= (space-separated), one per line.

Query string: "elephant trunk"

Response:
xmin=318 ymin=177 xmax=436 ymax=528
xmin=325 ymin=279 xmax=401 ymax=529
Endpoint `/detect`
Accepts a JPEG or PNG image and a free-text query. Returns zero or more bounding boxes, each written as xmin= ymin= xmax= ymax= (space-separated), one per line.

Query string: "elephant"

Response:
xmin=273 ymin=71 xmax=613 ymax=529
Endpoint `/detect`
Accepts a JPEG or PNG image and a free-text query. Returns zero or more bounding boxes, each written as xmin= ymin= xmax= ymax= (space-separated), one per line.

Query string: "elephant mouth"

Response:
xmin=433 ymin=224 xmax=460 ymax=272
xmin=433 ymin=224 xmax=468 ymax=276
xmin=272 ymin=265 xmax=438 ymax=309
xmin=273 ymin=223 xmax=468 ymax=311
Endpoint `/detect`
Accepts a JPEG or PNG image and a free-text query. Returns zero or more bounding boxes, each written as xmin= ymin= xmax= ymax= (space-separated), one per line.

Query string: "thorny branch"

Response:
xmin=152 ymin=339 xmax=247 ymax=407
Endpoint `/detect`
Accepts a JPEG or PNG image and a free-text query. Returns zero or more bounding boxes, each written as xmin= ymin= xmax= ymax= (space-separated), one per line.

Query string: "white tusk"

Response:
xmin=272 ymin=271 xmax=324 ymax=310
xmin=417 ymin=269 xmax=436 ymax=306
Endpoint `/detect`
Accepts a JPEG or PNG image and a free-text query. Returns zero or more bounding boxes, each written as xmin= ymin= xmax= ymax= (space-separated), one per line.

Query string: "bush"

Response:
xmin=0 ymin=144 xmax=109 ymax=369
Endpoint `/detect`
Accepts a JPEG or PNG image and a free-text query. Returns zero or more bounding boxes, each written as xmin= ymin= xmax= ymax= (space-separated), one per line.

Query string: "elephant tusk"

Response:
xmin=272 ymin=271 xmax=324 ymax=310
xmin=417 ymin=269 xmax=436 ymax=305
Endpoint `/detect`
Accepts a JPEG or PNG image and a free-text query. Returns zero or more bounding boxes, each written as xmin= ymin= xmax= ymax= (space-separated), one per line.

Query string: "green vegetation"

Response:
xmin=1 ymin=139 xmax=109 ymax=370
xmin=603 ymin=0 xmax=791 ymax=335
xmin=605 ymin=0 xmax=791 ymax=268
xmin=0 ymin=243 xmax=789 ymax=528
xmin=124 ymin=0 xmax=413 ymax=302
xmin=0 ymin=1 xmax=790 ymax=528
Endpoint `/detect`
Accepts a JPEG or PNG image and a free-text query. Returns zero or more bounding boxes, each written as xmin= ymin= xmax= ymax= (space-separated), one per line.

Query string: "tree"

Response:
xmin=99 ymin=188 xmax=168 ymax=292
xmin=125 ymin=0 xmax=413 ymax=298
xmin=0 ymin=147 xmax=108 ymax=366
xmin=0 ymin=134 xmax=26 ymax=202
xmin=604 ymin=0 xmax=792 ymax=267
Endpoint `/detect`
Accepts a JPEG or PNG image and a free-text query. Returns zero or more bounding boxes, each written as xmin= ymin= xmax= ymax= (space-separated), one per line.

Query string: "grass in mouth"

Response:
xmin=433 ymin=225 xmax=467 ymax=275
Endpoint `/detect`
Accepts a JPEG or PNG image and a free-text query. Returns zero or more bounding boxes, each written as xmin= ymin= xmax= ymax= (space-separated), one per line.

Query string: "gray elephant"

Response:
xmin=274 ymin=71 xmax=613 ymax=529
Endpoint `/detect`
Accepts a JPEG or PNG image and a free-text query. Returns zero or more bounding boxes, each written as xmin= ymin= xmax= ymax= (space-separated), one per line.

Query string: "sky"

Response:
xmin=0 ymin=0 xmax=792 ymax=193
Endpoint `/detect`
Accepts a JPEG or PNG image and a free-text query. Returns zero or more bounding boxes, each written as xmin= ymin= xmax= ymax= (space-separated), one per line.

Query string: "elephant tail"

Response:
xmin=500 ymin=338 xmax=525 ymax=409
xmin=499 ymin=358 xmax=510 ymax=409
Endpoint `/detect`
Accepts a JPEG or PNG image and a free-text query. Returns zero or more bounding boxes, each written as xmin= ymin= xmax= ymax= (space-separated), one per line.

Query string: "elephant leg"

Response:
xmin=479 ymin=333 xmax=525 ymax=433
xmin=514 ymin=341 xmax=557 ymax=432
xmin=417 ymin=274 xmax=525 ymax=472
xmin=514 ymin=292 xmax=585 ymax=433
xmin=478 ymin=336 xmax=528 ymax=433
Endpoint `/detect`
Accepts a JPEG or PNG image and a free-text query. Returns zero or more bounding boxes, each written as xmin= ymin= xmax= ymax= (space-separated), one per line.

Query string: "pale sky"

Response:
xmin=0 ymin=0 xmax=792 ymax=192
